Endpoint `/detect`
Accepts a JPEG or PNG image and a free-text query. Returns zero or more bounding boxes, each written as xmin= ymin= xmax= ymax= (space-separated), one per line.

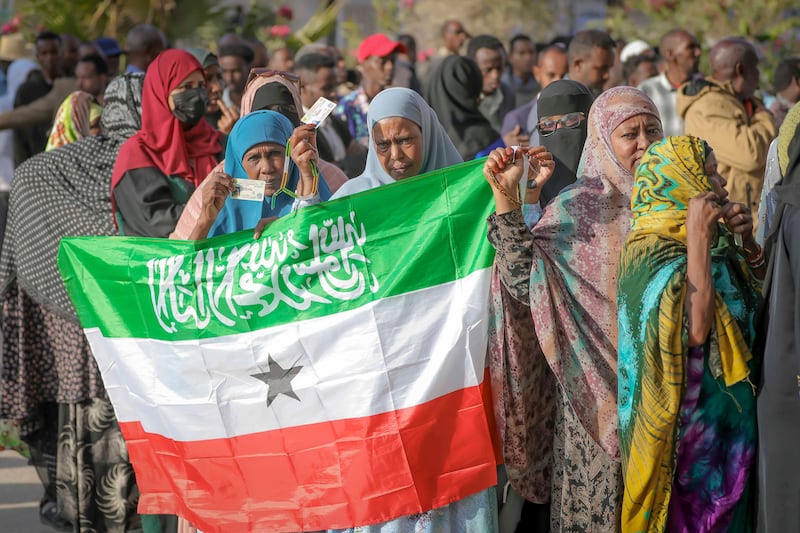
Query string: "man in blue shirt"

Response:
xmin=123 ymin=24 xmax=165 ymax=74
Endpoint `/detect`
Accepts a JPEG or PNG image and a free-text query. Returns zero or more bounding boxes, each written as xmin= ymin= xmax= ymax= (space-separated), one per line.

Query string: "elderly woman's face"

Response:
xmin=372 ymin=117 xmax=424 ymax=181
xmin=242 ymin=141 xmax=285 ymax=196
xmin=610 ymin=114 xmax=663 ymax=173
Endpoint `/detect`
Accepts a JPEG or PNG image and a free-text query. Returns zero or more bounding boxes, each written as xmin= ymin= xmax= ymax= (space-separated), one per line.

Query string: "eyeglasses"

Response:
xmin=537 ymin=112 xmax=586 ymax=136
xmin=246 ymin=68 xmax=301 ymax=91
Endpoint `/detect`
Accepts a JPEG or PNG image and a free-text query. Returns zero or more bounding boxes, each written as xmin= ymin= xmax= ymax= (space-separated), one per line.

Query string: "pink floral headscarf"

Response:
xmin=489 ymin=87 xmax=661 ymax=501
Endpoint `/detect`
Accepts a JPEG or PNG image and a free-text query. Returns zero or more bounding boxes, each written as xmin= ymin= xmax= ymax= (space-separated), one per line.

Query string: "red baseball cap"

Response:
xmin=357 ymin=33 xmax=406 ymax=62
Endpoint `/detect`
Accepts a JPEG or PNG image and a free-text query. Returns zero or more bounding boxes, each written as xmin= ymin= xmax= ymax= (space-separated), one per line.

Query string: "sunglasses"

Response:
xmin=246 ymin=68 xmax=301 ymax=90
xmin=537 ymin=112 xmax=586 ymax=136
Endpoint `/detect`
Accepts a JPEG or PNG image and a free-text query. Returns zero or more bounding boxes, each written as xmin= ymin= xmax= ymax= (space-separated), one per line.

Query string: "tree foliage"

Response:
xmin=394 ymin=0 xmax=557 ymax=58
xmin=15 ymin=0 xmax=220 ymax=41
xmin=600 ymin=0 xmax=800 ymax=86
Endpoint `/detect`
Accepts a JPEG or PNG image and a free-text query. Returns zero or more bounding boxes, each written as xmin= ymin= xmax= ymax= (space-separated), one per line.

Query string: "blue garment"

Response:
xmin=474 ymin=138 xmax=505 ymax=159
xmin=125 ymin=64 xmax=144 ymax=74
xmin=208 ymin=110 xmax=332 ymax=237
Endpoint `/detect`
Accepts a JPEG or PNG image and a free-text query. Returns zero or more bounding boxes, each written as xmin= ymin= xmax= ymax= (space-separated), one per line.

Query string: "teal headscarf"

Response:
xmin=208 ymin=110 xmax=332 ymax=236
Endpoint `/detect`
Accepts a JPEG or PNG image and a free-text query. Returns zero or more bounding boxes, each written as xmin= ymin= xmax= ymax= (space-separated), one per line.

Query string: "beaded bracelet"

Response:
xmin=272 ymin=140 xmax=319 ymax=209
xmin=487 ymin=169 xmax=522 ymax=208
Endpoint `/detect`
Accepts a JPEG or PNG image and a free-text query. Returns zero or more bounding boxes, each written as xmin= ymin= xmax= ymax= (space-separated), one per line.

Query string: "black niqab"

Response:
xmin=252 ymin=83 xmax=302 ymax=126
xmin=537 ymin=80 xmax=593 ymax=205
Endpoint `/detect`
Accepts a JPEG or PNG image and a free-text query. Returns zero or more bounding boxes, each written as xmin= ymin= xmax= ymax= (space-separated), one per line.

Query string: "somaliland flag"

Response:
xmin=58 ymin=159 xmax=499 ymax=532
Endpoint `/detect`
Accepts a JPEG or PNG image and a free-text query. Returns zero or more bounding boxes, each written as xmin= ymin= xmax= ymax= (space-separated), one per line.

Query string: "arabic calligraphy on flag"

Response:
xmin=58 ymin=159 xmax=499 ymax=533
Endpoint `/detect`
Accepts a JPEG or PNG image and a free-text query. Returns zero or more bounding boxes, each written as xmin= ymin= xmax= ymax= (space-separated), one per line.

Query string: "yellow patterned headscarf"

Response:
xmin=778 ymin=101 xmax=800 ymax=175
xmin=618 ymin=135 xmax=757 ymax=533
xmin=45 ymin=91 xmax=102 ymax=151
xmin=630 ymin=135 xmax=711 ymax=243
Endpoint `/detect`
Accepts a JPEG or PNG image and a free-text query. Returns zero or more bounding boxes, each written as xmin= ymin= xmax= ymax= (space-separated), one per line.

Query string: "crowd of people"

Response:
xmin=0 ymin=14 xmax=796 ymax=533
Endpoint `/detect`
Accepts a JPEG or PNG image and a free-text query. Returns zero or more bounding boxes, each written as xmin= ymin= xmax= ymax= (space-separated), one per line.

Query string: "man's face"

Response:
xmin=671 ymin=34 xmax=701 ymax=78
xmin=534 ymin=50 xmax=568 ymax=90
xmin=735 ymin=52 xmax=760 ymax=101
xmin=61 ymin=36 xmax=79 ymax=73
xmin=78 ymin=43 xmax=100 ymax=59
xmin=75 ymin=61 xmax=107 ymax=98
xmin=301 ymin=66 xmax=337 ymax=109
xmin=204 ymin=65 xmax=224 ymax=114
xmin=106 ymin=55 xmax=120 ymax=77
xmin=269 ymin=48 xmax=295 ymax=72
xmin=359 ymin=54 xmax=395 ymax=90
xmin=572 ymin=46 xmax=614 ymax=92
xmin=630 ymin=60 xmax=658 ymax=87
xmin=443 ymin=23 xmax=468 ymax=53
xmin=219 ymin=55 xmax=248 ymax=94
xmin=475 ymin=47 xmax=504 ymax=95
xmin=145 ymin=38 xmax=166 ymax=66
xmin=36 ymin=39 xmax=61 ymax=79
xmin=509 ymin=39 xmax=535 ymax=77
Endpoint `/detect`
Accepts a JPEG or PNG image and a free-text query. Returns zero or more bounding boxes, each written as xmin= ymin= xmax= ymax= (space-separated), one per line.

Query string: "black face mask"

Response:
xmin=171 ymin=88 xmax=209 ymax=126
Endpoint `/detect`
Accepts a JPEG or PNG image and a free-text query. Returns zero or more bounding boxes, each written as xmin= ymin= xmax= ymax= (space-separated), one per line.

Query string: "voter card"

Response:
xmin=301 ymin=97 xmax=337 ymax=127
xmin=231 ymin=178 xmax=265 ymax=202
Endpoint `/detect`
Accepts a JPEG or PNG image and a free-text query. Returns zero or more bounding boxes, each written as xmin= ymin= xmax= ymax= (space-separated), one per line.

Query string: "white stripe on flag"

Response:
xmin=85 ymin=268 xmax=491 ymax=442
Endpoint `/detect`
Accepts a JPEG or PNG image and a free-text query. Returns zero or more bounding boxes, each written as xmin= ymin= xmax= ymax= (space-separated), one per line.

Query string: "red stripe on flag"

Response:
xmin=120 ymin=373 xmax=498 ymax=532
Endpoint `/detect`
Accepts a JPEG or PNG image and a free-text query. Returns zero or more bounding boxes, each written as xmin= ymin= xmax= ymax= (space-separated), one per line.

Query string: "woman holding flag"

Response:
xmin=170 ymin=109 xmax=331 ymax=240
xmin=325 ymin=86 xmax=501 ymax=533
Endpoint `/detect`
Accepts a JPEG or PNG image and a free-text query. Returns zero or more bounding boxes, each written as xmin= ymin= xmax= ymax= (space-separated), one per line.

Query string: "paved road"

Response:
xmin=0 ymin=449 xmax=51 ymax=533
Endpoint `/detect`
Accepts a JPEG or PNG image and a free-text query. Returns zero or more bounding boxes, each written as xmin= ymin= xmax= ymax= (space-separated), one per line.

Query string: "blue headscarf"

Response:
xmin=208 ymin=110 xmax=332 ymax=236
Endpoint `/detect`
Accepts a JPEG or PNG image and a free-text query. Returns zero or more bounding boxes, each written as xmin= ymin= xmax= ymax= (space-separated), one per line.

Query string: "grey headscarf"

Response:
xmin=332 ymin=87 xmax=463 ymax=198
xmin=0 ymin=73 xmax=145 ymax=321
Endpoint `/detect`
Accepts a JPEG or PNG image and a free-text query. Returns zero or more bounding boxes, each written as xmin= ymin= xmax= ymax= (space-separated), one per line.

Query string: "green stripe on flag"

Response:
xmin=58 ymin=159 xmax=496 ymax=340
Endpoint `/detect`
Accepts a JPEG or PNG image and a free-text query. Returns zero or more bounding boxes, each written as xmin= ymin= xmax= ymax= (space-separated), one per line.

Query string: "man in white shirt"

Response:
xmin=638 ymin=29 xmax=702 ymax=137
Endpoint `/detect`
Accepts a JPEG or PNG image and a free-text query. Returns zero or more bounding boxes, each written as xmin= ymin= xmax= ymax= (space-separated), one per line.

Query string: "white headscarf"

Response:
xmin=0 ymin=59 xmax=41 ymax=187
xmin=332 ymin=87 xmax=463 ymax=199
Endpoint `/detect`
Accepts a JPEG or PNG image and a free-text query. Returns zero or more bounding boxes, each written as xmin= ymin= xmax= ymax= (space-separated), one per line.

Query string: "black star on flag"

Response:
xmin=251 ymin=356 xmax=303 ymax=407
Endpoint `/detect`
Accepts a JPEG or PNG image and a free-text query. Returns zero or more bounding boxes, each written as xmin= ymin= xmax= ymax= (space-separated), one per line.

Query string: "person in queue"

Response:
xmin=501 ymin=44 xmax=569 ymax=148
xmin=218 ymin=43 xmax=252 ymax=113
xmin=296 ymin=52 xmax=366 ymax=177
xmin=237 ymin=68 xmax=348 ymax=191
xmin=617 ymin=136 xmax=762 ymax=532
xmin=757 ymin=100 xmax=800 ymax=533
xmin=467 ymin=35 xmax=516 ymax=133
xmin=325 ymin=86 xmax=499 ymax=531
xmin=45 ymin=90 xmax=102 ymax=151
xmin=186 ymin=47 xmax=235 ymax=136
xmin=124 ymin=23 xmax=166 ymax=74
xmin=426 ymin=55 xmax=502 ymax=160
xmin=174 ymin=110 xmax=330 ymax=240
xmin=639 ymin=29 xmax=702 ymax=137
xmin=535 ymin=79 xmax=594 ymax=206
xmin=331 ymin=87 xmax=463 ymax=199
xmin=484 ymin=87 xmax=662 ymax=530
xmin=111 ymin=49 xmax=222 ymax=237
xmin=334 ymin=34 xmax=404 ymax=146
xmin=74 ymin=54 xmax=109 ymax=103
xmin=566 ymin=29 xmax=616 ymax=97
xmin=1 ymin=73 xmax=145 ymax=532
